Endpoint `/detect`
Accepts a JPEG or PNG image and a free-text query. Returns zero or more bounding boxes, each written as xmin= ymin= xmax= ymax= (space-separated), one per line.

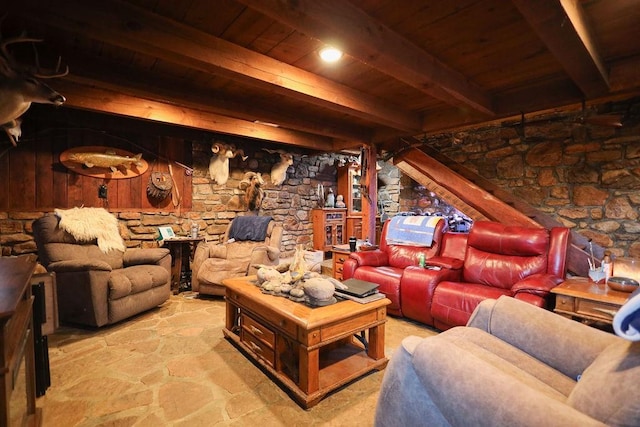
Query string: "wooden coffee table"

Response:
xmin=222 ymin=275 xmax=390 ymax=408
xmin=551 ymin=277 xmax=630 ymax=325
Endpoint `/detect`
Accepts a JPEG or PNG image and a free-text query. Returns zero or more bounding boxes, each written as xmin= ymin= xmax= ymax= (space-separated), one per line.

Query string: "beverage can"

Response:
xmin=418 ymin=253 xmax=425 ymax=268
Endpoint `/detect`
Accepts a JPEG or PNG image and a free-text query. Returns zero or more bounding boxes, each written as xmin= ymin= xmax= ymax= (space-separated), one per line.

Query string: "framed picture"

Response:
xmin=158 ymin=226 xmax=175 ymax=240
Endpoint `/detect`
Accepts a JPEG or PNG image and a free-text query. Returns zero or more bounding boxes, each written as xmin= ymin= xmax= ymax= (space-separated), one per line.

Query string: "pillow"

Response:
xmin=567 ymin=340 xmax=640 ymax=426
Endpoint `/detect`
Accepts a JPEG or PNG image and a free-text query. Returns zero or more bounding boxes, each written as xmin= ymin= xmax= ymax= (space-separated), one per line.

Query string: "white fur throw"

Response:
xmin=55 ymin=207 xmax=126 ymax=253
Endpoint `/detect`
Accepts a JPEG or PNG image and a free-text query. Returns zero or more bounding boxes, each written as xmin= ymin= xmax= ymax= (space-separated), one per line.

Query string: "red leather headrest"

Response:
xmin=468 ymin=221 xmax=549 ymax=256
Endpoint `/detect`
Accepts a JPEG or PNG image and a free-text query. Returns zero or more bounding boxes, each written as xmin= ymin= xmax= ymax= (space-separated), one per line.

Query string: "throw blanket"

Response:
xmin=228 ymin=216 xmax=272 ymax=242
xmin=613 ymin=287 xmax=640 ymax=341
xmin=385 ymin=215 xmax=443 ymax=247
xmin=55 ymin=207 xmax=126 ymax=253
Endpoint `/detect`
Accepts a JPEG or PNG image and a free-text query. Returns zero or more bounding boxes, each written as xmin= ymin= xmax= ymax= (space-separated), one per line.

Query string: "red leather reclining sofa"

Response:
xmin=342 ymin=220 xmax=571 ymax=330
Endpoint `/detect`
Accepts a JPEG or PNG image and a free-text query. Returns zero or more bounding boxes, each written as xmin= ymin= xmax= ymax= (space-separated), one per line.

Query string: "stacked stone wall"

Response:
xmin=426 ymin=96 xmax=640 ymax=258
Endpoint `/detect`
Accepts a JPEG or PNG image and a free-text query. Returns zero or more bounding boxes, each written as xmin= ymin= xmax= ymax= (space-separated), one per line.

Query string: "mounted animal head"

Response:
xmin=208 ymin=141 xmax=248 ymax=185
xmin=263 ymin=148 xmax=294 ymax=186
xmin=0 ymin=29 xmax=68 ymax=146
xmin=239 ymin=171 xmax=265 ymax=211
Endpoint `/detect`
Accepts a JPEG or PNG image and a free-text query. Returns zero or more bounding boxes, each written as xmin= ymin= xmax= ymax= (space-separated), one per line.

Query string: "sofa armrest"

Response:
xmin=123 ymin=248 xmax=170 ymax=266
xmin=47 ymin=259 xmax=112 ymax=272
xmin=511 ymin=273 xmax=563 ymax=297
xmin=424 ymin=256 xmax=463 ymax=270
xmin=468 ymin=297 xmax=619 ymax=380
xmin=348 ymin=250 xmax=389 ymax=267
xmin=250 ymin=245 xmax=280 ymax=263
xmin=413 ymin=335 xmax=607 ymax=427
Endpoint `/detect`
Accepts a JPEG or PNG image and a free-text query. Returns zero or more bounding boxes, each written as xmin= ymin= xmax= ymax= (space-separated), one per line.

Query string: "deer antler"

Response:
xmin=31 ymin=44 xmax=69 ymax=79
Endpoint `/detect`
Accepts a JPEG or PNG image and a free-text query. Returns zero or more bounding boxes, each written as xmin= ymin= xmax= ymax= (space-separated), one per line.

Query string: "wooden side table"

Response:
xmin=161 ymin=237 xmax=204 ymax=293
xmin=551 ymin=277 xmax=630 ymax=325
xmin=331 ymin=244 xmax=351 ymax=280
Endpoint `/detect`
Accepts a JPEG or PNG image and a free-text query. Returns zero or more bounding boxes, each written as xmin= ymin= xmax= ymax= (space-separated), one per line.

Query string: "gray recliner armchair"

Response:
xmin=191 ymin=216 xmax=282 ymax=296
xmin=375 ymin=295 xmax=640 ymax=427
xmin=33 ymin=214 xmax=171 ymax=327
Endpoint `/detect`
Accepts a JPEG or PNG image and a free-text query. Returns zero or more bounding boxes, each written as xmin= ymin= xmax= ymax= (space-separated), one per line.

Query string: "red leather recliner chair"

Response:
xmin=344 ymin=220 xmax=571 ymax=330
xmin=429 ymin=221 xmax=571 ymax=330
xmin=342 ymin=218 xmax=462 ymax=322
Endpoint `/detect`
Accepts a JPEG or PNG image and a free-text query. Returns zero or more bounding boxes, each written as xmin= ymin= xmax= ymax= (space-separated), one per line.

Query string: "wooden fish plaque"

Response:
xmin=60 ymin=146 xmax=149 ymax=179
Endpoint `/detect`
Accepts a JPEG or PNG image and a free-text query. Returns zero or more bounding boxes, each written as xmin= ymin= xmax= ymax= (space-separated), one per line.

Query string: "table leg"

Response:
xmin=170 ymin=245 xmax=184 ymax=294
xmin=367 ymin=323 xmax=386 ymax=360
xmin=299 ymin=346 xmax=319 ymax=394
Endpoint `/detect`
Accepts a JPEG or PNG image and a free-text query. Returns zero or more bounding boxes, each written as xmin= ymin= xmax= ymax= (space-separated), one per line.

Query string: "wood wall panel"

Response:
xmin=0 ymin=147 xmax=9 ymax=211
xmin=2 ymin=108 xmax=192 ymax=213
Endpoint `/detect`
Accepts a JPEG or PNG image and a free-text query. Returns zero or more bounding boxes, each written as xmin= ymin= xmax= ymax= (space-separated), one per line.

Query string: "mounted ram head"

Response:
xmin=208 ymin=141 xmax=247 ymax=185
xmin=0 ymin=27 xmax=68 ymax=146
xmin=263 ymin=148 xmax=294 ymax=186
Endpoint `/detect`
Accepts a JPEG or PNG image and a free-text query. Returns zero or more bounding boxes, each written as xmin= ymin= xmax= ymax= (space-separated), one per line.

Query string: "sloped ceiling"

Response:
xmin=3 ymin=0 xmax=639 ymax=152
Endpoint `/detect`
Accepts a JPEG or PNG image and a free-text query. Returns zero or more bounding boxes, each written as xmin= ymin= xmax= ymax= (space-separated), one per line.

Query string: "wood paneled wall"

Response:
xmin=0 ymin=107 xmax=192 ymax=212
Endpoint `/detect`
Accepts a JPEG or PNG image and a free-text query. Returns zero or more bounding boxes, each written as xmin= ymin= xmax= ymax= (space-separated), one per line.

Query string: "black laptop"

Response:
xmin=337 ymin=278 xmax=380 ymax=298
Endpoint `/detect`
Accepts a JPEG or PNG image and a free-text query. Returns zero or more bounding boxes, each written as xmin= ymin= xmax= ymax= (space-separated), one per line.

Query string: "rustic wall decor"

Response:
xmin=60 ymin=146 xmax=148 ymax=179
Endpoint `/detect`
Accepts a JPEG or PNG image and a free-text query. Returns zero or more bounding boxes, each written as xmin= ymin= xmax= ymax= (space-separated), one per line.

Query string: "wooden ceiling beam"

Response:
xmin=54 ymin=81 xmax=335 ymax=150
xmin=238 ymin=0 xmax=494 ymax=116
xmin=512 ymin=0 xmax=610 ymax=98
xmin=60 ymin=54 xmax=373 ymax=144
xmin=20 ymin=0 xmax=422 ymax=133
xmin=421 ymin=76 xmax=584 ymax=134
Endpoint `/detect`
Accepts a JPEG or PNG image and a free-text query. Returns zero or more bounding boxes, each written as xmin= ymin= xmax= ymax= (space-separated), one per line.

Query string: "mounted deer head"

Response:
xmin=208 ymin=141 xmax=248 ymax=185
xmin=0 ymin=28 xmax=68 ymax=146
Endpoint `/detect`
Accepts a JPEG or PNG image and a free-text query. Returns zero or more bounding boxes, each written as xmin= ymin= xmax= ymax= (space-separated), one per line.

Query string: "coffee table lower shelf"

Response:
xmin=223 ymin=328 xmax=388 ymax=408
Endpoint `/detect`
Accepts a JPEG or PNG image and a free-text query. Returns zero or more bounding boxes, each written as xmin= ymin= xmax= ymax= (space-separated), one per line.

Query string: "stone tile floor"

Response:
xmin=36 ymin=293 xmax=438 ymax=426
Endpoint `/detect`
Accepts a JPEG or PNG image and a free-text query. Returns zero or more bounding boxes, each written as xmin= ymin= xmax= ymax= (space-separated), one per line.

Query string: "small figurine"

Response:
xmin=325 ymin=188 xmax=335 ymax=207
xmin=335 ymin=194 xmax=346 ymax=208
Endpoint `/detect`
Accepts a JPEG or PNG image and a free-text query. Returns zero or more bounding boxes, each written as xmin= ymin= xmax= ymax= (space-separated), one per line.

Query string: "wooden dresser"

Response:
xmin=0 ymin=255 xmax=41 ymax=427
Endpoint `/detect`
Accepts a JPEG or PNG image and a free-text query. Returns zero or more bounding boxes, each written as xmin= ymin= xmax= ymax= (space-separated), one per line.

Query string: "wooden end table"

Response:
xmin=161 ymin=237 xmax=204 ymax=294
xmin=551 ymin=277 xmax=630 ymax=325
xmin=222 ymin=275 xmax=390 ymax=408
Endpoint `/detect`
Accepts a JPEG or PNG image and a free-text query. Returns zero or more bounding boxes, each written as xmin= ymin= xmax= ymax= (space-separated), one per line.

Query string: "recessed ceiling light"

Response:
xmin=319 ymin=46 xmax=343 ymax=63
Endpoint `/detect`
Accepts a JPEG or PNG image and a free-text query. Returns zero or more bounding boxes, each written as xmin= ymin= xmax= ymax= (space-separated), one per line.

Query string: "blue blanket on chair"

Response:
xmin=229 ymin=216 xmax=273 ymax=241
xmin=385 ymin=215 xmax=443 ymax=247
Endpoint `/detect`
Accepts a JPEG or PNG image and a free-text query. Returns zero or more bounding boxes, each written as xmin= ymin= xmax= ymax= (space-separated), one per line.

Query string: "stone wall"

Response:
xmin=0 ymin=145 xmax=348 ymax=259
xmin=425 ymin=96 xmax=640 ymax=258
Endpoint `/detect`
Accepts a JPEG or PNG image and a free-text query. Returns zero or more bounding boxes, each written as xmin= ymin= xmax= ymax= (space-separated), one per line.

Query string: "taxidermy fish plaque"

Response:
xmin=60 ymin=146 xmax=149 ymax=179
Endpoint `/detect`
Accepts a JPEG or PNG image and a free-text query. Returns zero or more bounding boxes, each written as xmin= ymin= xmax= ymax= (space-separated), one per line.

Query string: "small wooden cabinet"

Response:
xmin=337 ymin=164 xmax=362 ymax=239
xmin=337 ymin=164 xmax=382 ymax=242
xmin=311 ymin=208 xmax=346 ymax=251
xmin=331 ymin=245 xmax=351 ymax=280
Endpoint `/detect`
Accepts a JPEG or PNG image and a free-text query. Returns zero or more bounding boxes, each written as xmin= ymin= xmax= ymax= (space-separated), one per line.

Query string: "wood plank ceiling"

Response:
xmin=4 ymin=0 xmax=640 ymax=153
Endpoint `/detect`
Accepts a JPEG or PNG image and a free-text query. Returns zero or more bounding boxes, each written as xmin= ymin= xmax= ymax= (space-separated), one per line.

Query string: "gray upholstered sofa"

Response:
xmin=33 ymin=214 xmax=171 ymax=327
xmin=375 ymin=295 xmax=640 ymax=427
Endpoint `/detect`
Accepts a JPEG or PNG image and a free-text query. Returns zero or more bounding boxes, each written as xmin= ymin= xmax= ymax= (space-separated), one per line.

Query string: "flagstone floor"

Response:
xmin=35 ymin=293 xmax=438 ymax=426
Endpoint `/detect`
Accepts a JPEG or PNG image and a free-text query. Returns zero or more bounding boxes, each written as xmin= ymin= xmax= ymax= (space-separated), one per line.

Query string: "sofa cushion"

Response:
xmin=463 ymin=246 xmax=547 ymax=289
xmin=109 ymin=265 xmax=170 ymax=300
xmin=462 ymin=222 xmax=550 ymax=289
xmin=387 ymin=244 xmax=438 ymax=269
xmin=431 ymin=281 xmax=511 ymax=328
xmin=353 ymin=265 xmax=403 ymax=314
xmin=197 ymin=259 xmax=249 ymax=286
xmin=567 ymin=340 xmax=640 ymax=426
